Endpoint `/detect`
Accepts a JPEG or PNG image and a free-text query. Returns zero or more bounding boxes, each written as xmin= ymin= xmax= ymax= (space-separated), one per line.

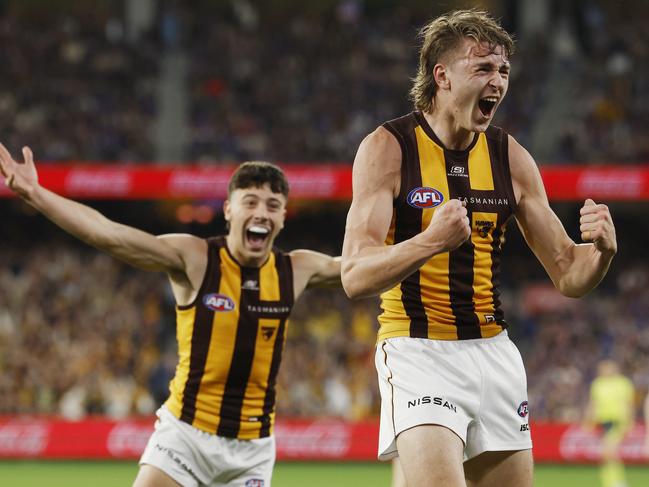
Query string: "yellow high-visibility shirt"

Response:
xmin=590 ymin=375 xmax=635 ymax=424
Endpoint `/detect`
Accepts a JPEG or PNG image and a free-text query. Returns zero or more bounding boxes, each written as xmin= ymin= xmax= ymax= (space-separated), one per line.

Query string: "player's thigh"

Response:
xmin=133 ymin=464 xmax=183 ymax=487
xmin=464 ymin=449 xmax=533 ymax=487
xmin=391 ymin=457 xmax=407 ymax=487
xmin=396 ymin=424 xmax=466 ymax=487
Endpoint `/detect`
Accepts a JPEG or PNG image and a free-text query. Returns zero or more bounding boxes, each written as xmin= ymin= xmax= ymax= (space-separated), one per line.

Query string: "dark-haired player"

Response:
xmin=0 ymin=146 xmax=340 ymax=487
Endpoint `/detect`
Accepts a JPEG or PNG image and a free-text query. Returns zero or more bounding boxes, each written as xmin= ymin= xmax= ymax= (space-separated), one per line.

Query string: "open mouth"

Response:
xmin=245 ymin=225 xmax=270 ymax=250
xmin=478 ymin=96 xmax=498 ymax=118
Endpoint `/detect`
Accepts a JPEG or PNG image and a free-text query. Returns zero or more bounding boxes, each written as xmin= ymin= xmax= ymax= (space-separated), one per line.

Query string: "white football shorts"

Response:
xmin=139 ymin=406 xmax=275 ymax=487
xmin=375 ymin=330 xmax=532 ymax=461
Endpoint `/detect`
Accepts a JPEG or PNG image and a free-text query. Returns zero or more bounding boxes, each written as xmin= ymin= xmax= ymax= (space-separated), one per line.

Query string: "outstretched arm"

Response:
xmin=341 ymin=127 xmax=471 ymax=299
xmin=510 ymin=136 xmax=616 ymax=298
xmin=0 ymin=144 xmax=199 ymax=284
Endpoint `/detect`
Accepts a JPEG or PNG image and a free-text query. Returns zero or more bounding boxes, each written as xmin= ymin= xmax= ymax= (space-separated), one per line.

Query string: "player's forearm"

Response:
xmin=28 ymin=186 xmax=179 ymax=272
xmin=555 ymin=243 xmax=615 ymax=298
xmin=28 ymin=185 xmax=121 ymax=245
xmin=342 ymin=234 xmax=440 ymax=299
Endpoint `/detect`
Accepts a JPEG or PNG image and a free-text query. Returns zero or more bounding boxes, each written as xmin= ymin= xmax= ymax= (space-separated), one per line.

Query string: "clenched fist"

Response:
xmin=425 ymin=199 xmax=471 ymax=253
xmin=579 ymin=199 xmax=617 ymax=256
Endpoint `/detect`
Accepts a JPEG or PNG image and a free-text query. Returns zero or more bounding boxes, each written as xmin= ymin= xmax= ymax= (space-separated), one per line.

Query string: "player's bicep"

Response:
xmin=290 ymin=250 xmax=341 ymax=290
xmin=343 ymin=128 xmax=400 ymax=257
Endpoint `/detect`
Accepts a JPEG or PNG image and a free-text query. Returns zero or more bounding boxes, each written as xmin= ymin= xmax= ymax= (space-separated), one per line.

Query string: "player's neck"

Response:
xmin=225 ymin=234 xmax=268 ymax=268
xmin=422 ymin=109 xmax=474 ymax=151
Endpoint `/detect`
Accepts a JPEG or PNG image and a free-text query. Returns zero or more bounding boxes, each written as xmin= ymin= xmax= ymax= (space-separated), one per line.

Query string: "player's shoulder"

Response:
xmin=287 ymin=248 xmax=327 ymax=267
xmin=359 ymin=125 xmax=400 ymax=154
xmin=158 ymin=233 xmax=207 ymax=252
xmin=356 ymin=122 xmax=404 ymax=170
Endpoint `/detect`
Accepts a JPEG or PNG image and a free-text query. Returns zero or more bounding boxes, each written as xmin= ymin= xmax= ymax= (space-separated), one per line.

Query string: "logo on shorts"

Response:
xmin=517 ymin=401 xmax=529 ymax=418
xmin=406 ymin=187 xmax=444 ymax=209
xmin=154 ymin=444 xmax=201 ymax=482
xmin=245 ymin=480 xmax=264 ymax=487
xmin=407 ymin=396 xmax=457 ymax=413
xmin=203 ymin=293 xmax=235 ymax=312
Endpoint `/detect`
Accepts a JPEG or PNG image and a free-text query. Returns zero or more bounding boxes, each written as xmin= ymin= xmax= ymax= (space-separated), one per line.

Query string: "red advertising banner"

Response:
xmin=539 ymin=166 xmax=649 ymax=201
xmin=0 ymin=164 xmax=648 ymax=201
xmin=0 ymin=165 xmax=353 ymax=201
xmin=0 ymin=417 xmax=647 ymax=463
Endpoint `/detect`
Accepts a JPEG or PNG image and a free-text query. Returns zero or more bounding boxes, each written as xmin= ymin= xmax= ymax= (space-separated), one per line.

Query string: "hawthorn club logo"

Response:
xmin=261 ymin=326 xmax=276 ymax=341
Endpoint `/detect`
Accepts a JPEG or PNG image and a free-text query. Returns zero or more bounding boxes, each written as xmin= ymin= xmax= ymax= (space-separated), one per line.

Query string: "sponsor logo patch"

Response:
xmin=245 ymin=480 xmax=264 ymax=487
xmin=448 ymin=165 xmax=468 ymax=177
xmin=459 ymin=196 xmax=509 ymax=206
xmin=407 ymin=396 xmax=457 ymax=413
xmin=517 ymin=401 xmax=529 ymax=418
xmin=242 ymin=279 xmax=259 ymax=290
xmin=154 ymin=444 xmax=201 ymax=482
xmin=407 ymin=187 xmax=444 ymax=209
xmin=203 ymin=293 xmax=235 ymax=312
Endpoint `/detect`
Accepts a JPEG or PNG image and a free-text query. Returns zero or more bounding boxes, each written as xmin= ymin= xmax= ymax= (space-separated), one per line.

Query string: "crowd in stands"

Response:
xmin=183 ymin=2 xmax=547 ymax=163
xmin=553 ymin=1 xmax=649 ymax=164
xmin=1 ymin=0 xmax=648 ymax=424
xmin=4 ymin=1 xmax=649 ymax=164
xmin=1 ymin=223 xmax=647 ymax=423
xmin=0 ymin=11 xmax=159 ymax=163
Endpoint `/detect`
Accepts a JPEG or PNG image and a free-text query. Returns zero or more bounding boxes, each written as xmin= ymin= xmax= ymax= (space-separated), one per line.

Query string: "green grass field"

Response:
xmin=0 ymin=461 xmax=648 ymax=486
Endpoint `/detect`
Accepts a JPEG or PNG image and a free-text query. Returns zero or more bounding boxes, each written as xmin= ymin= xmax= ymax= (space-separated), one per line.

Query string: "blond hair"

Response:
xmin=410 ymin=9 xmax=515 ymax=113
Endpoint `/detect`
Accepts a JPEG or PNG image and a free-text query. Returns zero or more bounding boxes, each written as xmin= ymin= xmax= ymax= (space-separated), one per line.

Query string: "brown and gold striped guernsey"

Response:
xmin=378 ymin=111 xmax=517 ymax=341
xmin=165 ymin=236 xmax=294 ymax=439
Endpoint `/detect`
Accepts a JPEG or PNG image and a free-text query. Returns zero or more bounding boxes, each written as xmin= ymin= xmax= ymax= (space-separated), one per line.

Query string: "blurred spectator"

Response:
xmin=0 ymin=9 xmax=159 ymax=162
xmin=3 ymin=1 xmax=649 ymax=164
xmin=1 ymin=230 xmax=648 ymax=422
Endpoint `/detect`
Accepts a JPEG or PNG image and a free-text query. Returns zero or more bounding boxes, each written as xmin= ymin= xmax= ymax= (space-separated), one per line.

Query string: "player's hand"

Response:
xmin=425 ymin=199 xmax=471 ymax=252
xmin=579 ymin=199 xmax=617 ymax=256
xmin=0 ymin=144 xmax=39 ymax=200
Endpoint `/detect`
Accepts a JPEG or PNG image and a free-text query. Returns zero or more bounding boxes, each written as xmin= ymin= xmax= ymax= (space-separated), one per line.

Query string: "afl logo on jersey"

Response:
xmin=203 ymin=293 xmax=235 ymax=312
xmin=407 ymin=187 xmax=444 ymax=209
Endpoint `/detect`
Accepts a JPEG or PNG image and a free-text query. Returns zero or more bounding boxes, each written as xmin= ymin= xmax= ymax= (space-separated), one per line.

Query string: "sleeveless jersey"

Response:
xmin=378 ymin=111 xmax=517 ymax=341
xmin=165 ymin=236 xmax=294 ymax=439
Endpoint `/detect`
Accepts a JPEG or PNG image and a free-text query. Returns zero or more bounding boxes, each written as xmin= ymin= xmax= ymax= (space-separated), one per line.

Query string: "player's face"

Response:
xmin=444 ymin=39 xmax=510 ymax=133
xmin=224 ymin=184 xmax=287 ymax=266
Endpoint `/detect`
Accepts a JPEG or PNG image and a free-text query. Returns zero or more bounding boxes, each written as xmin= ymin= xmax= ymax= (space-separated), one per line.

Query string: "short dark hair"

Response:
xmin=228 ymin=161 xmax=289 ymax=199
xmin=410 ymin=9 xmax=515 ymax=113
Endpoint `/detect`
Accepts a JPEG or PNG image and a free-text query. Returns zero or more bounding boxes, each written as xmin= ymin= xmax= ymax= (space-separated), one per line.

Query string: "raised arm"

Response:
xmin=341 ymin=128 xmax=470 ymax=299
xmin=509 ymin=136 xmax=616 ymax=298
xmin=0 ymin=144 xmax=203 ymax=291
